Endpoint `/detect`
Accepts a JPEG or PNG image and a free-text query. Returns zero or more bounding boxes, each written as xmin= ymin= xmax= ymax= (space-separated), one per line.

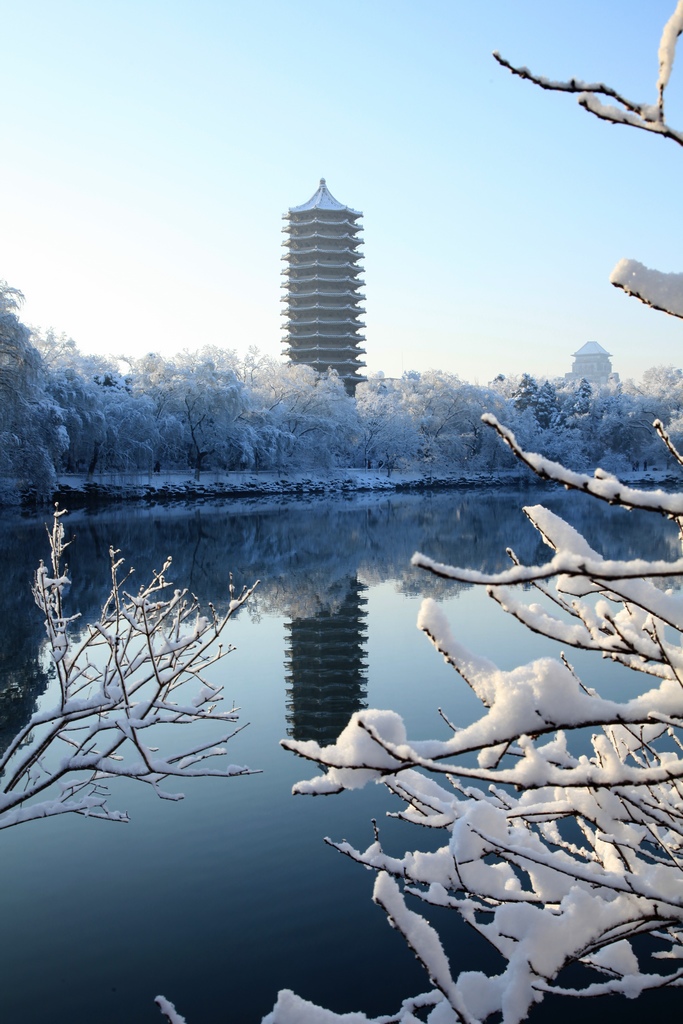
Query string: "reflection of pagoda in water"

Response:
xmin=285 ymin=577 xmax=368 ymax=744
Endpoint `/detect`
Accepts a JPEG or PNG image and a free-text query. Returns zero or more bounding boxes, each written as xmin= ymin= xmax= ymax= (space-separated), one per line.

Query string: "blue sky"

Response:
xmin=2 ymin=0 xmax=682 ymax=384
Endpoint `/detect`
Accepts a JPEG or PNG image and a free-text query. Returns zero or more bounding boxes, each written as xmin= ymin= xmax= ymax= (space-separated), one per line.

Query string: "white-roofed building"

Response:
xmin=565 ymin=341 xmax=619 ymax=386
xmin=282 ymin=179 xmax=366 ymax=395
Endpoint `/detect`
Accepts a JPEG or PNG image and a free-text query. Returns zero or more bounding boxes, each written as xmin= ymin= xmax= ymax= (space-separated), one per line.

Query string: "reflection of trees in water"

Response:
xmin=360 ymin=488 xmax=682 ymax=591
xmin=48 ymin=489 xmax=683 ymax=617
xmin=0 ymin=517 xmax=54 ymax=756
xmin=0 ymin=488 xmax=679 ymax=752
xmin=285 ymin=576 xmax=368 ymax=744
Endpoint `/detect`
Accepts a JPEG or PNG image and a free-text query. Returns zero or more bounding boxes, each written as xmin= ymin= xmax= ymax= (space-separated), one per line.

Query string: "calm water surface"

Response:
xmin=0 ymin=488 xmax=679 ymax=1023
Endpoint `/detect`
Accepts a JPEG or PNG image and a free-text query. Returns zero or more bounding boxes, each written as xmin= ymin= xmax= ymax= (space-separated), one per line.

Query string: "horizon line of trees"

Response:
xmin=2 ymin=279 xmax=683 ymax=502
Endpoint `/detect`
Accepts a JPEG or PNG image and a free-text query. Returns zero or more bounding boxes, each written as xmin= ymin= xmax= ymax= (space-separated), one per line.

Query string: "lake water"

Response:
xmin=0 ymin=487 xmax=680 ymax=1024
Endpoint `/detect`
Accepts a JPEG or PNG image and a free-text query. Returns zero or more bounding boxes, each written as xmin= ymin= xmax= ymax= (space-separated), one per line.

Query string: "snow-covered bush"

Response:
xmin=0 ymin=507 xmax=258 ymax=830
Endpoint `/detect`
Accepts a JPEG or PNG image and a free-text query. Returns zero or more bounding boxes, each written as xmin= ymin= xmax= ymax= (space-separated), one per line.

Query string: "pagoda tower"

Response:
xmin=281 ymin=179 xmax=366 ymax=395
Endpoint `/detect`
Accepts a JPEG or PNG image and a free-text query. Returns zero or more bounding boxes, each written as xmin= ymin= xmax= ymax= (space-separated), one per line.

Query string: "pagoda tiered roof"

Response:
xmin=287 ymin=324 xmax=366 ymax=332
xmin=284 ymin=276 xmax=365 ymax=291
xmin=283 ymin=271 xmax=364 ymax=284
xmin=285 ymin=348 xmax=366 ymax=364
xmin=285 ymin=300 xmax=364 ymax=313
xmin=283 ymin=250 xmax=363 ymax=264
xmin=282 ymin=217 xmax=360 ymax=234
xmin=285 ymin=226 xmax=361 ymax=239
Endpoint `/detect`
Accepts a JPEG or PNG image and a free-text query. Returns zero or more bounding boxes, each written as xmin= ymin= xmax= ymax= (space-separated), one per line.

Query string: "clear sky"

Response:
xmin=2 ymin=0 xmax=682 ymax=385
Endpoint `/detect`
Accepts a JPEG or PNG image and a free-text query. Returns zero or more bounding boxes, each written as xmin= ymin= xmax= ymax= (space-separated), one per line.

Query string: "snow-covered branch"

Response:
xmin=610 ymin=259 xmax=683 ymax=319
xmin=273 ymin=427 xmax=683 ymax=1022
xmin=493 ymin=1 xmax=683 ymax=145
xmin=0 ymin=507 xmax=259 ymax=830
xmin=477 ymin=413 xmax=683 ymax=519
xmin=495 ymin=2 xmax=683 ymax=321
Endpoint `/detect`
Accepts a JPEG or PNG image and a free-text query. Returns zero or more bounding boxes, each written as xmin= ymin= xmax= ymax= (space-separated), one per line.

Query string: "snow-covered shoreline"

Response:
xmin=48 ymin=465 xmax=683 ymax=510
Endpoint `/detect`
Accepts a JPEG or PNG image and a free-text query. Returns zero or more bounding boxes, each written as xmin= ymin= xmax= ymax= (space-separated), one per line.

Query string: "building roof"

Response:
xmin=288 ymin=179 xmax=361 ymax=215
xmin=572 ymin=341 xmax=611 ymax=357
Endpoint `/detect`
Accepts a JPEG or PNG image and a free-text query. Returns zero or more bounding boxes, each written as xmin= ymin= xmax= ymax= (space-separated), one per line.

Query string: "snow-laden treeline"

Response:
xmin=1 ymin=282 xmax=682 ymax=502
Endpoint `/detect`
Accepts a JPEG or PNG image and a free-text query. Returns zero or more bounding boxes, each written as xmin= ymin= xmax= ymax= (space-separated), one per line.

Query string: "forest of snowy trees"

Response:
xmin=2 ymin=278 xmax=683 ymax=503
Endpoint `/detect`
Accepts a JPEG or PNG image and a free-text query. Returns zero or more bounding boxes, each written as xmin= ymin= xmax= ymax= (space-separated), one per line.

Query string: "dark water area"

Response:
xmin=0 ymin=487 xmax=680 ymax=1023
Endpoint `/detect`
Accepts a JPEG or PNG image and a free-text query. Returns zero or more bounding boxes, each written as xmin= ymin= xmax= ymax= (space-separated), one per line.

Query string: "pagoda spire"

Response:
xmin=281 ymin=179 xmax=366 ymax=395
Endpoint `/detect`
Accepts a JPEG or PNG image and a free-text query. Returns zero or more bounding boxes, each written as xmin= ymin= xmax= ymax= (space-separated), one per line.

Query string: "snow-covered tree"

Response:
xmin=161 ymin=348 xmax=251 ymax=478
xmin=355 ymin=376 xmax=420 ymax=475
xmin=252 ymin=363 xmax=358 ymax=472
xmin=533 ymin=379 xmax=560 ymax=430
xmin=638 ymin=365 xmax=683 ymax=428
xmin=569 ymin=377 xmax=593 ymax=418
xmin=511 ymin=373 xmax=539 ymax=414
xmin=33 ymin=329 xmax=135 ymax=475
xmin=0 ymin=287 xmax=65 ymax=500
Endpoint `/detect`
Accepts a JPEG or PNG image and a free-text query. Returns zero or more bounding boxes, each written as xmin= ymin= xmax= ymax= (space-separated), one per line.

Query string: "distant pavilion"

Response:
xmin=281 ymin=179 xmax=366 ymax=395
xmin=565 ymin=341 xmax=619 ymax=386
